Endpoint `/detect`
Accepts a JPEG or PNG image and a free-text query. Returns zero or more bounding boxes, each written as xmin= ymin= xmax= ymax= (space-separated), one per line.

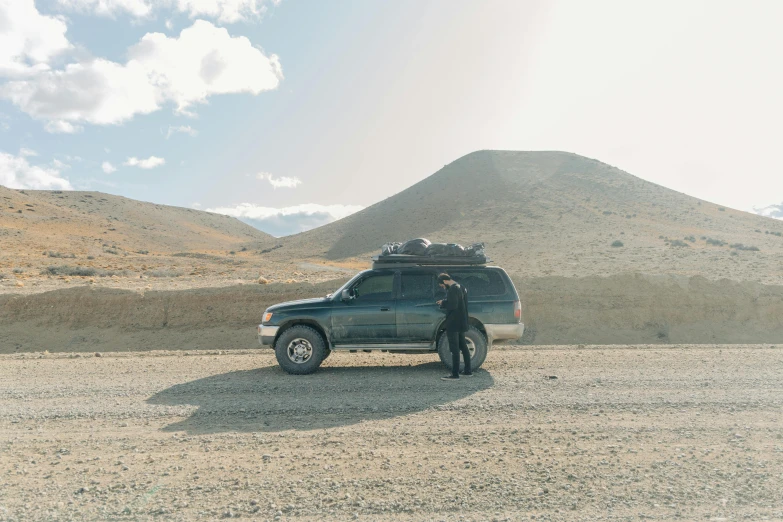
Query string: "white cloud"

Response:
xmin=51 ymin=158 xmax=69 ymax=169
xmin=55 ymin=0 xmax=273 ymax=24
xmin=19 ymin=147 xmax=37 ymax=157
xmin=753 ymin=204 xmax=783 ymax=220
xmin=191 ymin=202 xmax=202 ymax=208
xmin=1 ymin=20 xmax=282 ymax=130
xmin=0 ymin=0 xmax=70 ymax=78
xmin=102 ymin=161 xmax=117 ymax=173
xmin=125 ymin=156 xmax=165 ymax=169
xmin=206 ymin=203 xmax=364 ymax=236
xmin=256 ymin=172 xmax=301 ymax=189
xmin=0 ymin=151 xmax=73 ymax=190
xmin=165 ymin=124 xmax=198 ymax=138
xmin=44 ymin=120 xmax=84 ymax=134
xmin=56 ymin=0 xmax=152 ymax=18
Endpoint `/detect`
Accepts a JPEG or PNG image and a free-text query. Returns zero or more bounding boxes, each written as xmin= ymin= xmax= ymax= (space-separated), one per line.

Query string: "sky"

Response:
xmin=1 ymin=0 xmax=783 ymax=236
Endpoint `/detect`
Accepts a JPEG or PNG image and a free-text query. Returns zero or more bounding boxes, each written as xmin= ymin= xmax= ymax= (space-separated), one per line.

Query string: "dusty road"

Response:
xmin=1 ymin=346 xmax=782 ymax=521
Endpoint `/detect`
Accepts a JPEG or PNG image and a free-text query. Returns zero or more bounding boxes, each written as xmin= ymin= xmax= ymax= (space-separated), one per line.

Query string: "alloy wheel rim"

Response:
xmin=287 ymin=338 xmax=313 ymax=364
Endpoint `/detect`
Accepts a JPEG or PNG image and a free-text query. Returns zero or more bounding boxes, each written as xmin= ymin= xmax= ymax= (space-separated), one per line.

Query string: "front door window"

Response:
xmin=331 ymin=271 xmax=396 ymax=344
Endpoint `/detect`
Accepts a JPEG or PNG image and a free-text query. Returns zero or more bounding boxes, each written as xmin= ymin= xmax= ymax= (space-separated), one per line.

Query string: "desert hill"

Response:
xmin=0 ymin=187 xmax=349 ymax=294
xmin=0 ymin=186 xmax=274 ymax=255
xmin=273 ymin=151 xmax=783 ymax=284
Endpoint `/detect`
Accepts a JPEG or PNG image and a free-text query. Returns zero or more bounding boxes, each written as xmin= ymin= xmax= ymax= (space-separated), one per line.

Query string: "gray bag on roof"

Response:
xmin=397 ymin=238 xmax=431 ymax=256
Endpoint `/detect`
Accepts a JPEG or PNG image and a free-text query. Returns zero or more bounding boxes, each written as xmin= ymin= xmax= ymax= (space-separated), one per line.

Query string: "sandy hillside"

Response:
xmin=270 ymin=151 xmax=783 ymax=284
xmin=0 ymin=187 xmax=352 ymax=294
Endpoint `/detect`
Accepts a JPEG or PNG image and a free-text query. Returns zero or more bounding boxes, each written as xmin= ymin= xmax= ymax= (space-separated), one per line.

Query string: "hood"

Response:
xmin=267 ymin=297 xmax=331 ymax=312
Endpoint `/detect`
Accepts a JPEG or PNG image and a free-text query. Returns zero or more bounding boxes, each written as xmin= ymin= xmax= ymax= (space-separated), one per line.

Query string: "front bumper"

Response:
xmin=257 ymin=324 xmax=279 ymax=347
xmin=485 ymin=323 xmax=525 ymax=346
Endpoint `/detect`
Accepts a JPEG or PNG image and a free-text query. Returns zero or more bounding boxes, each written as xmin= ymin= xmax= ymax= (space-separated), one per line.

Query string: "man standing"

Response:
xmin=436 ymin=273 xmax=472 ymax=381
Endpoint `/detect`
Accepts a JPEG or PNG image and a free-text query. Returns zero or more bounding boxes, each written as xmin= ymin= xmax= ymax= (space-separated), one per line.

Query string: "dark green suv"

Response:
xmin=258 ymin=262 xmax=523 ymax=374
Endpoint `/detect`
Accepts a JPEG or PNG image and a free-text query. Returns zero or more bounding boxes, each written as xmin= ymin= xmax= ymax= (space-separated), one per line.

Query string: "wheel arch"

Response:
xmin=434 ymin=317 xmax=488 ymax=344
xmin=276 ymin=319 xmax=329 ymax=347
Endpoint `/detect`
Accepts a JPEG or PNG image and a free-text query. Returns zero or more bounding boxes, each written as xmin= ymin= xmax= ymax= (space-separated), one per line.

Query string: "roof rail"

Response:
xmin=371 ymin=254 xmax=489 ymax=269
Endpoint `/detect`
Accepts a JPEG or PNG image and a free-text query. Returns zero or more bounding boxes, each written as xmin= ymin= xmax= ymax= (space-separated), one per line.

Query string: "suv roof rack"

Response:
xmin=371 ymin=254 xmax=489 ymax=269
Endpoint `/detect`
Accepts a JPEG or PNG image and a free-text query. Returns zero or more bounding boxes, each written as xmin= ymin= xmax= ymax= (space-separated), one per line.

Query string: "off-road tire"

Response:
xmin=275 ymin=325 xmax=327 ymax=375
xmin=437 ymin=325 xmax=488 ymax=372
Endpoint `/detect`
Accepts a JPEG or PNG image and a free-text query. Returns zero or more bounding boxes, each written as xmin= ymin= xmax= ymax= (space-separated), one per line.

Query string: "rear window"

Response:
xmin=400 ymin=273 xmax=435 ymax=299
xmin=450 ymin=270 xmax=507 ymax=297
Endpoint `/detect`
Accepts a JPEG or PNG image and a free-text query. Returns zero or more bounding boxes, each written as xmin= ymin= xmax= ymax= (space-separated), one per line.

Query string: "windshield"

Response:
xmin=328 ymin=270 xmax=370 ymax=299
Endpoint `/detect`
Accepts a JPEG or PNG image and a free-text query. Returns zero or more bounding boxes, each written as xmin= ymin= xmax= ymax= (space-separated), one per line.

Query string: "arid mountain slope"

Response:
xmin=0 ymin=187 xmax=274 ymax=255
xmin=274 ymin=150 xmax=783 ymax=284
xmin=0 ymin=187 xmax=333 ymax=294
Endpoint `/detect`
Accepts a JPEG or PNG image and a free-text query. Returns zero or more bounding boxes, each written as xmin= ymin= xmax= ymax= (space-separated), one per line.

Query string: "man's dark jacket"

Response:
xmin=441 ymin=283 xmax=469 ymax=332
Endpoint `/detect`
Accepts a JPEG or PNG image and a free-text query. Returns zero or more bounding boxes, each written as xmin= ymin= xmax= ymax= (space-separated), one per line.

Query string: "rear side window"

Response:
xmin=450 ymin=270 xmax=507 ymax=297
xmin=400 ymin=273 xmax=434 ymax=299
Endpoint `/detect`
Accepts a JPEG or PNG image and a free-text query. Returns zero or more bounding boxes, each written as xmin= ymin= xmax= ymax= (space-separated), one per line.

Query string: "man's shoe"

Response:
xmin=441 ymin=375 xmax=460 ymax=381
xmin=459 ymin=371 xmax=474 ymax=377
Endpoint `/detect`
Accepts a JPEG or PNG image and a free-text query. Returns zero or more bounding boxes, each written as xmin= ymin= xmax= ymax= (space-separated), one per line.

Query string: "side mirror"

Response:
xmin=341 ymin=289 xmax=353 ymax=301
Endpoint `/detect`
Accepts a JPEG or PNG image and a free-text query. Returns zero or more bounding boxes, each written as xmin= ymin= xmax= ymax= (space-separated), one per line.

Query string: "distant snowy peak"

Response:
xmin=753 ymin=203 xmax=783 ymax=219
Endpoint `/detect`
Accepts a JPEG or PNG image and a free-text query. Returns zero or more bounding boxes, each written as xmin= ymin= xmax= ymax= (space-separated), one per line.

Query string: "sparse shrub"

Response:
xmin=146 ymin=270 xmax=183 ymax=278
xmin=46 ymin=251 xmax=76 ymax=258
xmin=87 ymin=256 xmax=95 ymax=260
xmin=611 ymin=240 xmax=624 ymax=247
xmin=229 ymin=251 xmax=236 ymax=255
xmin=240 ymin=246 xmax=247 ymax=252
xmin=706 ymin=238 xmax=727 ymax=246
xmin=669 ymin=240 xmax=690 ymax=247
xmin=137 ymin=250 xmax=149 ymax=255
xmin=602 ymin=210 xmax=612 ymax=215
xmin=700 ymin=236 xmax=706 ymax=240
xmin=104 ymin=248 xmax=119 ymax=255
xmin=13 ymin=268 xmax=23 ymax=274
xmin=43 ymin=266 xmax=97 ymax=277
xmin=42 ymin=265 xmax=128 ymax=277
xmin=259 ymin=244 xmax=283 ymax=254
xmin=755 ymin=229 xmax=761 ymax=233
xmin=684 ymin=236 xmax=696 ymax=242
xmin=730 ymin=243 xmax=759 ymax=251
xmin=718 ymin=207 xmax=726 ymax=211
xmin=730 ymin=251 xmax=738 ymax=256
xmin=0 ymin=273 xmax=6 ymax=280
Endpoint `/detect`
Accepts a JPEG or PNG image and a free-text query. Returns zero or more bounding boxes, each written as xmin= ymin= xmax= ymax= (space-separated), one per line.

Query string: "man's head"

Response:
xmin=437 ymin=273 xmax=454 ymax=288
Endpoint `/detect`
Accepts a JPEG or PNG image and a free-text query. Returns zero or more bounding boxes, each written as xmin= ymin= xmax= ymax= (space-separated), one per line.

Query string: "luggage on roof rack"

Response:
xmin=375 ymin=239 xmax=488 ymax=268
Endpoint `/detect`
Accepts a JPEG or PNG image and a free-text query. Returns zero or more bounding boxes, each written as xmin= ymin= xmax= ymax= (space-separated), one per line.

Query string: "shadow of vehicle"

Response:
xmin=147 ymin=362 xmax=494 ymax=434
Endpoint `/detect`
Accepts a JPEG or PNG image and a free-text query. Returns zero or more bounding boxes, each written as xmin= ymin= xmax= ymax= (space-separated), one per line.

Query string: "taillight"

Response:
xmin=513 ymin=300 xmax=522 ymax=321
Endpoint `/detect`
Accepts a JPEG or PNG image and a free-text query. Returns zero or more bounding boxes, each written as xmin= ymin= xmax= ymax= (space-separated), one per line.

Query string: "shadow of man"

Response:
xmin=147 ymin=362 xmax=494 ymax=434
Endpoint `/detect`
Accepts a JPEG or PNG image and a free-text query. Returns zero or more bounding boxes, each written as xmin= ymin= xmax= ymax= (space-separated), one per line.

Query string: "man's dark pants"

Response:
xmin=447 ymin=328 xmax=471 ymax=377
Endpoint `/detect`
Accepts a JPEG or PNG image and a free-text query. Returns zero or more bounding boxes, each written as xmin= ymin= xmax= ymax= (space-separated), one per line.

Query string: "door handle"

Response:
xmin=380 ymin=307 xmax=390 ymax=311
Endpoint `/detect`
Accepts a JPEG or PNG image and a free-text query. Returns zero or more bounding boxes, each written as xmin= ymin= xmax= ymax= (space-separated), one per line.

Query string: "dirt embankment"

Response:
xmin=0 ymin=280 xmax=348 ymax=353
xmin=3 ymin=273 xmax=783 ymax=353
xmin=516 ymin=273 xmax=783 ymax=345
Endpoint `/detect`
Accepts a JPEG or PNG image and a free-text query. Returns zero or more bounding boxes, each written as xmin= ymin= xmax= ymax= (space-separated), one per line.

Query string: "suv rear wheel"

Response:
xmin=275 ymin=325 xmax=327 ymax=375
xmin=437 ymin=325 xmax=488 ymax=372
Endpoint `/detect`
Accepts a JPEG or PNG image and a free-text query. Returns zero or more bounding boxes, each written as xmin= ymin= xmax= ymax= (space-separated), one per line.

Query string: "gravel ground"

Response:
xmin=1 ymin=346 xmax=782 ymax=521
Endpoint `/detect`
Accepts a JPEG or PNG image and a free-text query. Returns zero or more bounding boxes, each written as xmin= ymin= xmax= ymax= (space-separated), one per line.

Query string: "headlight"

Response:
xmin=263 ymin=312 xmax=273 ymax=323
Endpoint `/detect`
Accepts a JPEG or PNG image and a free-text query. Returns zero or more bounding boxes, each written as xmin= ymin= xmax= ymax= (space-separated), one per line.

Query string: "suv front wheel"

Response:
xmin=437 ymin=325 xmax=488 ymax=372
xmin=274 ymin=325 xmax=328 ymax=375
